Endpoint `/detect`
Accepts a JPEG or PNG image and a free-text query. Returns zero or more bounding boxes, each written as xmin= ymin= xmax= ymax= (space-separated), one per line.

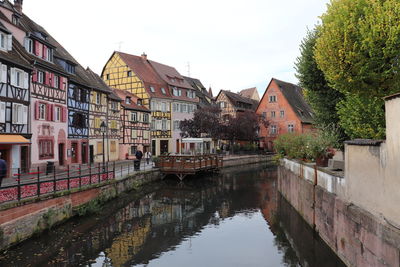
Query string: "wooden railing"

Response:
xmin=157 ymin=154 xmax=223 ymax=174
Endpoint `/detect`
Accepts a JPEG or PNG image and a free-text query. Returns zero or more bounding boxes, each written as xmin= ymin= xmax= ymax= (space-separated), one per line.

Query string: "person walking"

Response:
xmin=135 ymin=149 xmax=143 ymax=170
xmin=0 ymin=153 xmax=7 ymax=187
xmin=144 ymin=151 xmax=152 ymax=165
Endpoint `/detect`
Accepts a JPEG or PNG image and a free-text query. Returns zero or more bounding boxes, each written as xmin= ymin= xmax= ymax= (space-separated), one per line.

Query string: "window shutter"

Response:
xmin=45 ymin=72 xmax=50 ymax=86
xmin=0 ymin=64 xmax=6 ymax=83
xmin=34 ymin=40 xmax=40 ymax=56
xmin=0 ymin=101 xmax=5 ymax=123
xmin=61 ymin=106 xmax=67 ymax=122
xmin=10 ymin=67 xmax=15 ymax=86
xmin=23 ymin=72 xmax=29 ymax=89
xmin=46 ymin=104 xmax=51 ymax=121
xmin=22 ymin=105 xmax=28 ymax=124
xmin=35 ymin=101 xmax=39 ymax=120
xmin=42 ymin=46 xmax=47 ymax=60
xmin=32 ymin=70 xmax=37 ymax=83
xmin=7 ymin=34 xmax=12 ymax=51
xmin=167 ymin=121 xmax=171 ymax=130
xmin=18 ymin=105 xmax=23 ymax=124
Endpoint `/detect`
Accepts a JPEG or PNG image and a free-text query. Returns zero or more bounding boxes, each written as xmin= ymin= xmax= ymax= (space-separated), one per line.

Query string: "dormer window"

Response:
xmin=66 ymin=62 xmax=75 ymax=74
xmin=46 ymin=48 xmax=53 ymax=62
xmin=127 ymin=71 xmax=132 ymax=77
xmin=161 ymin=87 xmax=166 ymax=94
xmin=137 ymin=99 xmax=143 ymax=106
xmin=0 ymin=33 xmax=11 ymax=51
xmin=126 ymin=97 xmax=131 ymax=104
xmin=106 ymin=74 xmax=110 ymax=80
xmin=150 ymin=86 xmax=155 ymax=92
xmin=25 ymin=38 xmax=33 ymax=54
xmin=12 ymin=15 xmax=20 ymax=25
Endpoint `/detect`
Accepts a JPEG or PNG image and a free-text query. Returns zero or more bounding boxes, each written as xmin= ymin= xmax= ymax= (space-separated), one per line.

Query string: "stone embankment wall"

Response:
xmin=279 ymin=159 xmax=400 ymax=267
xmin=0 ymin=154 xmax=271 ymax=251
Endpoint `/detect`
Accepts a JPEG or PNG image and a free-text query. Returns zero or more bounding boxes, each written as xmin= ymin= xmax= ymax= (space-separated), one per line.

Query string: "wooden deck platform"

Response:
xmin=156 ymin=154 xmax=223 ymax=180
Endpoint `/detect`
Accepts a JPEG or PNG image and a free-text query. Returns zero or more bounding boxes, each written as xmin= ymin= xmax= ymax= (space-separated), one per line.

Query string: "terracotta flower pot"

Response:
xmin=316 ymin=155 xmax=330 ymax=167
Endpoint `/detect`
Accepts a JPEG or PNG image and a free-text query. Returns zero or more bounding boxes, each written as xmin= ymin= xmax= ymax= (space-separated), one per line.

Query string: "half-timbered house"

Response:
xmin=86 ymin=68 xmax=112 ymax=164
xmin=102 ymin=52 xmax=172 ymax=156
xmin=0 ymin=2 xmax=72 ymax=169
xmin=0 ymin=22 xmax=31 ymax=175
xmin=113 ymin=89 xmax=151 ymax=159
xmin=148 ymin=62 xmax=198 ymax=154
xmin=216 ymin=90 xmax=258 ymax=120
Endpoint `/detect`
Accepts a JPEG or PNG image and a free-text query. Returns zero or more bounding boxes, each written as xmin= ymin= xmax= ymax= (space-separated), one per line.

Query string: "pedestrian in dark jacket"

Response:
xmin=0 ymin=153 xmax=7 ymax=187
xmin=135 ymin=150 xmax=143 ymax=170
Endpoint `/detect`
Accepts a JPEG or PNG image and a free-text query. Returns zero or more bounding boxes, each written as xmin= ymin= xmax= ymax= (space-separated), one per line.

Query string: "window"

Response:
xmin=173 ymin=120 xmax=180 ymax=130
xmin=11 ymin=68 xmax=27 ymax=88
xmin=54 ymin=106 xmax=61 ymax=122
xmin=143 ymin=130 xmax=149 ymax=139
xmin=161 ymin=87 xmax=166 ymax=94
xmin=46 ymin=48 xmax=53 ymax=62
xmin=271 ymin=111 xmax=276 ymax=118
xmin=25 ymin=38 xmax=33 ymax=54
xmin=270 ymin=125 xmax=277 ymax=135
xmin=269 ymin=95 xmax=277 ymax=102
xmin=54 ymin=76 xmax=59 ymax=89
xmin=219 ymin=102 xmax=225 ymax=108
xmin=161 ymin=102 xmax=167 ymax=112
xmin=288 ymin=124 xmax=294 ymax=133
xmin=80 ymin=89 xmax=87 ymax=103
xmin=173 ymin=87 xmax=178 ymax=96
xmin=39 ymin=103 xmax=46 ymax=120
xmin=280 ymin=110 xmax=285 ymax=118
xmin=106 ymin=74 xmax=110 ymax=80
xmin=0 ymin=33 xmax=5 ymax=50
xmin=39 ymin=140 xmax=54 ymax=159
xmin=137 ymin=99 xmax=143 ymax=106
xmin=12 ymin=103 xmax=27 ymax=124
xmin=162 ymin=120 xmax=167 ymax=130
xmin=130 ymin=112 xmax=137 ymax=121
xmin=12 ymin=15 xmax=19 ymax=25
xmin=96 ymin=141 xmax=103 ymax=155
xmin=38 ymin=71 xmax=44 ymax=84
xmin=73 ymin=87 xmax=81 ymax=101
xmin=125 ymin=97 xmax=131 ymax=104
xmin=127 ymin=71 xmax=132 ymax=77
xmin=131 ymin=129 xmax=137 ymax=138
xmin=110 ymin=141 xmax=116 ymax=152
xmin=130 ymin=146 xmax=137 ymax=155
xmin=150 ymin=86 xmax=155 ymax=92
xmin=181 ymin=104 xmax=187 ymax=113
xmin=111 ymin=101 xmax=117 ymax=110
xmin=143 ymin=113 xmax=149 ymax=123
xmin=262 ymin=112 xmax=267 ymax=118
xmin=66 ymin=63 xmax=75 ymax=74
xmin=72 ymin=113 xmax=86 ymax=128
xmin=0 ymin=101 xmax=5 ymax=123
xmin=96 ymin=92 xmax=101 ymax=105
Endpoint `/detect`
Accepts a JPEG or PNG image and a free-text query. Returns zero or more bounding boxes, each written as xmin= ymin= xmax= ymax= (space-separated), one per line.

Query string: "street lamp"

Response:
xmin=100 ymin=121 xmax=107 ymax=172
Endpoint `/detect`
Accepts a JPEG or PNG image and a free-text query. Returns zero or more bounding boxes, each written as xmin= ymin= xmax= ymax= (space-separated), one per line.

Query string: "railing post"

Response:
xmin=89 ymin=163 xmax=92 ymax=185
xmin=37 ymin=166 xmax=40 ymax=197
xmin=98 ymin=163 xmax=100 ymax=183
xmin=17 ymin=168 xmax=21 ymax=201
xmin=67 ymin=165 xmax=70 ymax=190
xmin=113 ymin=161 xmax=116 ymax=179
xmin=78 ymin=164 xmax=81 ymax=188
xmin=53 ymin=165 xmax=56 ymax=193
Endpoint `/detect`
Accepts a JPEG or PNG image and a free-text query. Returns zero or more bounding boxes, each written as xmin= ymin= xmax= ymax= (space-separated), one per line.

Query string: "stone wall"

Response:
xmin=222 ymin=154 xmax=272 ymax=168
xmin=279 ymin=162 xmax=400 ymax=267
xmin=0 ymin=169 xmax=160 ymax=251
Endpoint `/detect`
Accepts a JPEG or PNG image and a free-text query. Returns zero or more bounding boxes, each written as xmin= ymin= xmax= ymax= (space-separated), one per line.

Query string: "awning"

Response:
xmin=0 ymin=135 xmax=30 ymax=144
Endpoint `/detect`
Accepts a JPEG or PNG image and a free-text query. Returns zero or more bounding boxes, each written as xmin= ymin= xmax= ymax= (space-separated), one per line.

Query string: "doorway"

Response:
xmin=152 ymin=140 xmax=156 ymax=156
xmin=71 ymin=142 xmax=78 ymax=163
xmin=176 ymin=139 xmax=180 ymax=154
xmin=160 ymin=140 xmax=169 ymax=155
xmin=81 ymin=142 xmax=87 ymax=164
xmin=20 ymin=146 xmax=28 ymax=173
xmin=89 ymin=145 xmax=94 ymax=164
xmin=58 ymin=143 xmax=65 ymax=166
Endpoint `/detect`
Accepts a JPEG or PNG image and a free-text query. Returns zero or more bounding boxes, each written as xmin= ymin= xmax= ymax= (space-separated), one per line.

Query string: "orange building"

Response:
xmin=256 ymin=78 xmax=314 ymax=151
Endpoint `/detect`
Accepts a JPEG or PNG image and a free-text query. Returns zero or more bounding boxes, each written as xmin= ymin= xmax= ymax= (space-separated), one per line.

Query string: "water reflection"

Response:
xmin=0 ymin=164 xmax=345 ymax=267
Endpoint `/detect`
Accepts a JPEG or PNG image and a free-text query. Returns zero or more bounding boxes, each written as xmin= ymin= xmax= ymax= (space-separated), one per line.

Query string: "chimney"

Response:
xmin=141 ymin=52 xmax=147 ymax=60
xmin=14 ymin=0 xmax=23 ymax=13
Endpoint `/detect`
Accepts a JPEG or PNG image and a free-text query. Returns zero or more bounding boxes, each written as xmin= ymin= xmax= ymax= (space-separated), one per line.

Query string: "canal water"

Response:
xmin=0 ymin=164 xmax=345 ymax=267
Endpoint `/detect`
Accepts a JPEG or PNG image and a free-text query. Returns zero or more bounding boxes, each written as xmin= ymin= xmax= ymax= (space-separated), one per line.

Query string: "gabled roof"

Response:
xmin=239 ymin=87 xmax=260 ymax=101
xmin=183 ymin=76 xmax=206 ymax=92
xmin=113 ymin=52 xmax=171 ymax=99
xmin=113 ymin=89 xmax=150 ymax=112
xmin=0 ymin=36 xmax=31 ymax=70
xmin=218 ymin=90 xmax=258 ymax=111
xmin=149 ymin=60 xmax=193 ymax=90
xmin=259 ymin=78 xmax=314 ymax=124
xmin=85 ymin=68 xmax=112 ymax=94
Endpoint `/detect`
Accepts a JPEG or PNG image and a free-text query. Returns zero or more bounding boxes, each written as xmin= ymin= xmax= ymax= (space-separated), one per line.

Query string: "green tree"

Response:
xmin=315 ymin=0 xmax=400 ymax=97
xmin=295 ymin=28 xmax=346 ymax=142
xmin=313 ymin=0 xmax=400 ymax=139
xmin=337 ymin=94 xmax=385 ymax=139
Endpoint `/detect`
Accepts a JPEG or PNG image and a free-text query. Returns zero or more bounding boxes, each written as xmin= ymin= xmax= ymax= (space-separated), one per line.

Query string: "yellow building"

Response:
xmin=102 ymin=52 xmax=173 ymax=155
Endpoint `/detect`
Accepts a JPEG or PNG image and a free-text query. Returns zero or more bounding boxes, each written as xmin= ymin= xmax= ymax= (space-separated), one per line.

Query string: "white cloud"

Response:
xmin=23 ymin=0 xmax=329 ymax=93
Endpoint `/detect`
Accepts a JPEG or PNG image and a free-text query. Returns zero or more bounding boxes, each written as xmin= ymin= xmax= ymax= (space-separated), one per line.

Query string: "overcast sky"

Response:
xmin=23 ymin=0 xmax=330 ymax=95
